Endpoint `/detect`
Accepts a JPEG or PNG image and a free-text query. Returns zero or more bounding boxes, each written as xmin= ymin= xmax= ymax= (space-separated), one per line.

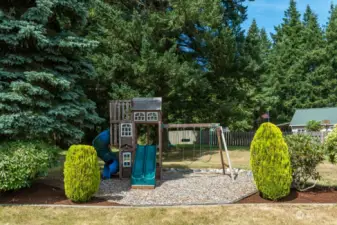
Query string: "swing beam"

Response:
xmin=163 ymin=123 xmax=220 ymax=128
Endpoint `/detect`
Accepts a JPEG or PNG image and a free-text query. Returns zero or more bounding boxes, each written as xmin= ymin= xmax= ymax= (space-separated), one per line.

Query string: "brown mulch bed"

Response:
xmin=238 ymin=188 xmax=337 ymax=203
xmin=0 ymin=182 xmax=121 ymax=206
xmin=1 ymin=182 xmax=336 ymax=205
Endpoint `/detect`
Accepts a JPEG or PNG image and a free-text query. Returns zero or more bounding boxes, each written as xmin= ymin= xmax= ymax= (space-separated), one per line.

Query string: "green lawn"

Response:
xmin=163 ymin=146 xmax=337 ymax=187
xmin=163 ymin=146 xmax=251 ymax=170
xmin=1 ymin=205 xmax=336 ymax=225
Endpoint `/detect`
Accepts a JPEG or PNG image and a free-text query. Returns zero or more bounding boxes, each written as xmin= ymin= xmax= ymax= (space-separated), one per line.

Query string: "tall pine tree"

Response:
xmin=87 ymin=0 xmax=252 ymax=130
xmin=324 ymin=3 xmax=337 ymax=106
xmin=292 ymin=5 xmax=328 ymax=108
xmin=0 ymin=0 xmax=103 ymax=144
xmin=263 ymin=0 xmax=305 ymax=122
xmin=243 ymin=21 xmax=272 ymax=128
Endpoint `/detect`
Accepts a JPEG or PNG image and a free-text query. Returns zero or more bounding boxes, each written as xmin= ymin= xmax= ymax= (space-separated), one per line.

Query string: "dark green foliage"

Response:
xmin=325 ymin=125 xmax=337 ymax=164
xmin=250 ymin=123 xmax=292 ymax=200
xmin=86 ymin=0 xmax=253 ymax=130
xmin=0 ymin=141 xmax=61 ymax=191
xmin=64 ymin=145 xmax=100 ymax=202
xmin=2 ymin=0 xmax=337 ymax=137
xmin=243 ymin=20 xmax=271 ymax=128
xmin=262 ymin=0 xmax=305 ymax=122
xmin=324 ymin=4 xmax=337 ymax=106
xmin=260 ymin=2 xmax=336 ymax=123
xmin=0 ymin=0 xmax=103 ymax=145
xmin=306 ymin=120 xmax=322 ymax=132
xmin=285 ymin=134 xmax=325 ymax=191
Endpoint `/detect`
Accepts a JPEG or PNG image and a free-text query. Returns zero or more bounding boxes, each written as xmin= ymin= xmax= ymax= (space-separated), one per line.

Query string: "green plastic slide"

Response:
xmin=131 ymin=145 xmax=156 ymax=187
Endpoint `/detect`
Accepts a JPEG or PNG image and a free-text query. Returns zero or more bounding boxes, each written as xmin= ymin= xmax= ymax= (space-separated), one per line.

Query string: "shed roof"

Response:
xmin=132 ymin=97 xmax=162 ymax=111
xmin=290 ymin=107 xmax=337 ymax=126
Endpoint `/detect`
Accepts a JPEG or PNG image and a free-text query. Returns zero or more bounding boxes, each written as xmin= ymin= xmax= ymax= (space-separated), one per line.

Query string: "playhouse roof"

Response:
xmin=132 ymin=97 xmax=162 ymax=111
xmin=290 ymin=107 xmax=337 ymax=126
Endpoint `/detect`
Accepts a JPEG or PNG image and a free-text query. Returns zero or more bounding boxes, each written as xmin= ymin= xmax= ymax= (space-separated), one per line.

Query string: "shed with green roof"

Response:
xmin=290 ymin=107 xmax=337 ymax=132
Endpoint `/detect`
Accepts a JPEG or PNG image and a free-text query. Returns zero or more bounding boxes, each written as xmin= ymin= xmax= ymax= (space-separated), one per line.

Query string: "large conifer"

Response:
xmin=263 ymin=0 xmax=305 ymax=122
xmin=293 ymin=5 xmax=328 ymax=108
xmin=0 ymin=0 xmax=103 ymax=144
xmin=324 ymin=4 xmax=337 ymax=106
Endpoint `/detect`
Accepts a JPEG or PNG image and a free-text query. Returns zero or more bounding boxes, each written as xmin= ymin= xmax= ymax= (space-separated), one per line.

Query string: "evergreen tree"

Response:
xmin=87 ymin=0 xmax=252 ymax=130
xmin=244 ymin=19 xmax=262 ymax=83
xmin=86 ymin=0 xmax=201 ymax=124
xmin=263 ymin=0 xmax=305 ymax=122
xmin=243 ymin=22 xmax=272 ymax=128
xmin=293 ymin=5 xmax=328 ymax=108
xmin=259 ymin=28 xmax=272 ymax=62
xmin=324 ymin=3 xmax=337 ymax=106
xmin=0 ymin=0 xmax=103 ymax=144
xmin=242 ymin=19 xmax=262 ymax=128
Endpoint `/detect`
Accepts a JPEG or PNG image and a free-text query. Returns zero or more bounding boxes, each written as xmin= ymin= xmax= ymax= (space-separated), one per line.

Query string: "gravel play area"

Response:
xmin=95 ymin=169 xmax=257 ymax=206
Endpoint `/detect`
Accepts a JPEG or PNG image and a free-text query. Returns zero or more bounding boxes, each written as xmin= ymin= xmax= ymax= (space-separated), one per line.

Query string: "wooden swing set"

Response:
xmin=163 ymin=123 xmax=234 ymax=181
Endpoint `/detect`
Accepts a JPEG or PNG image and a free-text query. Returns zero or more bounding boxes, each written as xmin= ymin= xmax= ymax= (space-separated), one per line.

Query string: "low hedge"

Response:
xmin=325 ymin=124 xmax=337 ymax=164
xmin=0 ymin=140 xmax=61 ymax=191
xmin=285 ymin=134 xmax=325 ymax=191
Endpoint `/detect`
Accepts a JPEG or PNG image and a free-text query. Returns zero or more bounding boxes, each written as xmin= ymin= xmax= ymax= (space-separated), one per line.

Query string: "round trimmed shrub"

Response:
xmin=64 ymin=145 xmax=100 ymax=202
xmin=0 ymin=140 xmax=61 ymax=191
xmin=250 ymin=122 xmax=292 ymax=200
xmin=285 ymin=134 xmax=324 ymax=191
xmin=325 ymin=124 xmax=337 ymax=164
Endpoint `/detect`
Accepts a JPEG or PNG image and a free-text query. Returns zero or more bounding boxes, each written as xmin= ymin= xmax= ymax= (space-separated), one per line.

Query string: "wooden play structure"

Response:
xmin=106 ymin=97 xmax=234 ymax=188
xmin=109 ymin=98 xmax=163 ymax=181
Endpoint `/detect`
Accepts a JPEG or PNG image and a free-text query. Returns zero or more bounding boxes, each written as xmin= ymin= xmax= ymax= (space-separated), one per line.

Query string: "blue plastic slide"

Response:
xmin=131 ymin=145 xmax=156 ymax=187
xmin=92 ymin=129 xmax=119 ymax=179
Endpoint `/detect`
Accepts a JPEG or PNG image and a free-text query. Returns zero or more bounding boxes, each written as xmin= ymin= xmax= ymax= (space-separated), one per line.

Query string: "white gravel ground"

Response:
xmin=95 ymin=169 xmax=257 ymax=206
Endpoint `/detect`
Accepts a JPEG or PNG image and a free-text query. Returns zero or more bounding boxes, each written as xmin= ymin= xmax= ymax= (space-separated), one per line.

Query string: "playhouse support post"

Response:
xmin=217 ymin=127 xmax=226 ymax=175
xmin=119 ymin=122 xmax=122 ymax=179
xmin=147 ymin=125 xmax=150 ymax=145
xmin=158 ymin=121 xmax=163 ymax=180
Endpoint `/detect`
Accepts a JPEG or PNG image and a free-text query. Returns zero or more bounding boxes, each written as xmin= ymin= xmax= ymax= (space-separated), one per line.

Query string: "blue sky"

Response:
xmin=242 ymin=0 xmax=337 ymax=35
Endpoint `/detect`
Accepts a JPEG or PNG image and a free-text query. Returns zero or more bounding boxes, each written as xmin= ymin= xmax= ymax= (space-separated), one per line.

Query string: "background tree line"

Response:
xmin=1 ymin=0 xmax=337 ymax=146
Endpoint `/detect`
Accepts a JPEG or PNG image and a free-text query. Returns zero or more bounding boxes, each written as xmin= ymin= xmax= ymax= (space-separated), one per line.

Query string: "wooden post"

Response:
xmin=119 ymin=122 xmax=122 ymax=179
xmin=113 ymin=101 xmax=118 ymax=146
xmin=220 ymin=126 xmax=234 ymax=181
xmin=132 ymin=121 xmax=137 ymax=174
xmin=158 ymin=121 xmax=163 ymax=180
xmin=147 ymin=125 xmax=150 ymax=145
xmin=217 ymin=127 xmax=226 ymax=175
xmin=110 ymin=123 xmax=113 ymax=148
xmin=121 ymin=101 xmax=126 ymax=120
xmin=109 ymin=102 xmax=113 ymax=147
xmin=126 ymin=101 xmax=130 ymax=120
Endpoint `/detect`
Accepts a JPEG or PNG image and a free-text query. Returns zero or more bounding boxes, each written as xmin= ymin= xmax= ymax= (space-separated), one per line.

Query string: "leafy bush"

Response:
xmin=325 ymin=124 xmax=337 ymax=164
xmin=285 ymin=134 xmax=325 ymax=191
xmin=306 ymin=120 xmax=322 ymax=132
xmin=250 ymin=122 xmax=292 ymax=200
xmin=0 ymin=141 xmax=61 ymax=191
xmin=64 ymin=145 xmax=100 ymax=202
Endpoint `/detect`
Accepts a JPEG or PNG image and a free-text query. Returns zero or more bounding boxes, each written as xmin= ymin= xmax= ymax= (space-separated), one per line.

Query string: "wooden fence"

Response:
xmin=167 ymin=130 xmax=330 ymax=147
xmin=223 ymin=131 xmax=329 ymax=147
xmin=223 ymin=132 xmax=255 ymax=147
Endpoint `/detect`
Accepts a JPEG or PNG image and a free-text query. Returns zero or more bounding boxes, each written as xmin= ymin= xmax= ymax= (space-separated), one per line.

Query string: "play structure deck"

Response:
xmin=92 ymin=97 xmax=234 ymax=189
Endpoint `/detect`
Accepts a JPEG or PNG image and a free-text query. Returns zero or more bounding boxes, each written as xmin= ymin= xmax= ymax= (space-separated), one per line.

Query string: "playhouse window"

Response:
xmin=147 ymin=112 xmax=158 ymax=121
xmin=134 ymin=112 xmax=145 ymax=121
xmin=122 ymin=152 xmax=132 ymax=167
xmin=121 ymin=123 xmax=132 ymax=137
